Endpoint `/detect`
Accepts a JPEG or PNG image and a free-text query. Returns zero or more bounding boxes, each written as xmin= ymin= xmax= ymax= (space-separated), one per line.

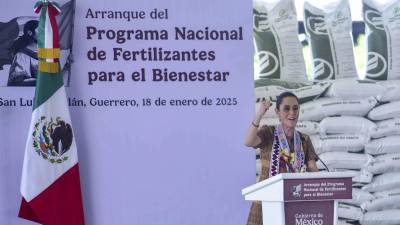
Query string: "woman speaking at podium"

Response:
xmin=244 ymin=92 xmax=319 ymax=225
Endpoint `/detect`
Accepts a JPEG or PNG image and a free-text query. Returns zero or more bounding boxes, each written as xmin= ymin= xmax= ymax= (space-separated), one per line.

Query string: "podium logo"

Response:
xmin=366 ymin=52 xmax=387 ymax=78
xmin=258 ymin=51 xmax=279 ymax=77
xmin=313 ymin=59 xmax=334 ymax=80
xmin=291 ymin=184 xmax=302 ymax=198
xmin=306 ymin=16 xmax=327 ymax=35
xmin=253 ymin=9 xmax=270 ymax=32
xmin=365 ymin=10 xmax=384 ymax=30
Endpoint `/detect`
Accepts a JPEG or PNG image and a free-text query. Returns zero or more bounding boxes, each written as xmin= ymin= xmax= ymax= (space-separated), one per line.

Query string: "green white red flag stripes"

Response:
xmin=18 ymin=1 xmax=85 ymax=225
xmin=35 ymin=0 xmax=61 ymax=73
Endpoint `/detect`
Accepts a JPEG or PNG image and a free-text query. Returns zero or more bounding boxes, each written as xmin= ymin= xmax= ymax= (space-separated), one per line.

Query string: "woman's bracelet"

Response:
xmin=251 ymin=121 xmax=259 ymax=128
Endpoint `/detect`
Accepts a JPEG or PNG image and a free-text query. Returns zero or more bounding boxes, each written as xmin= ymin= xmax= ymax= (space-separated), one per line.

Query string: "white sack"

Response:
xmin=378 ymin=80 xmax=400 ymax=102
xmin=368 ymin=101 xmax=400 ymax=121
xmin=319 ymin=116 xmax=376 ymax=135
xmin=325 ymin=79 xmax=386 ymax=100
xmin=331 ymin=169 xmax=373 ymax=184
xmin=373 ymin=188 xmax=400 ymax=199
xmin=362 ymin=172 xmax=400 ymax=192
xmin=254 ymin=0 xmax=307 ymax=81
xmin=365 ymin=135 xmax=400 ymax=155
xmin=363 ymin=0 xmax=400 ymax=80
xmin=304 ymin=0 xmax=357 ymax=80
xmin=361 ymin=195 xmax=400 ymax=212
xmin=361 ymin=209 xmax=400 ymax=225
xmin=316 ymin=152 xmax=373 ymax=170
xmin=310 ymin=134 xmax=368 ymax=154
xmin=300 ymin=97 xmax=378 ymax=121
xmin=352 ymin=169 xmax=374 ymax=184
xmin=340 ymin=188 xmax=375 ymax=206
xmin=365 ymin=153 xmax=400 ymax=174
xmin=338 ymin=203 xmax=363 ymax=220
xmin=371 ymin=117 xmax=400 ymax=138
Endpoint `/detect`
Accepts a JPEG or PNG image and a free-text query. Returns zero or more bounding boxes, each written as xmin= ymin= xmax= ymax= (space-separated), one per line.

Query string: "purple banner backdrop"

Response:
xmin=0 ymin=0 xmax=254 ymax=225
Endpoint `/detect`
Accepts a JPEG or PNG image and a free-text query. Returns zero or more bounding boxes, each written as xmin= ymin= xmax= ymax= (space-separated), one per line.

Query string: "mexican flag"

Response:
xmin=18 ymin=1 xmax=85 ymax=225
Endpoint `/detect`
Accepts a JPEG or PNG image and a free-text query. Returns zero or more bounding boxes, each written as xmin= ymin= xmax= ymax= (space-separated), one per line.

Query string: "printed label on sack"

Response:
xmin=313 ymin=58 xmax=334 ymax=80
xmin=366 ymin=52 xmax=387 ymax=78
xmin=257 ymin=51 xmax=279 ymax=77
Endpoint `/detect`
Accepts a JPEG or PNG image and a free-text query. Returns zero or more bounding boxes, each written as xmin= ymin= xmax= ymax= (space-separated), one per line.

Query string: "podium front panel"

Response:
xmin=284 ymin=201 xmax=334 ymax=225
xmin=284 ymin=178 xmax=352 ymax=201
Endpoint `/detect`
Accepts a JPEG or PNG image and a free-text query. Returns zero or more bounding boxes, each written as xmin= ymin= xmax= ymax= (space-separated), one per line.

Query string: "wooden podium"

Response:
xmin=242 ymin=172 xmax=353 ymax=225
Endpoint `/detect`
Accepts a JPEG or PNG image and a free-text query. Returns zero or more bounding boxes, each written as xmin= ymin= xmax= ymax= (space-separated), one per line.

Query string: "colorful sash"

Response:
xmin=269 ymin=124 xmax=306 ymax=177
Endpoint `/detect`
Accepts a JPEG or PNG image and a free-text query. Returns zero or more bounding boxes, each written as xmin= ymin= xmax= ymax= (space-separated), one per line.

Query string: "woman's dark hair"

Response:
xmin=10 ymin=20 xmax=39 ymax=54
xmin=276 ymin=92 xmax=299 ymax=110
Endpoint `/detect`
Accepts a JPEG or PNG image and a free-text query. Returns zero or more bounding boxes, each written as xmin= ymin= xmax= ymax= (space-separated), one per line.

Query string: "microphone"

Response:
xmin=316 ymin=155 xmax=330 ymax=172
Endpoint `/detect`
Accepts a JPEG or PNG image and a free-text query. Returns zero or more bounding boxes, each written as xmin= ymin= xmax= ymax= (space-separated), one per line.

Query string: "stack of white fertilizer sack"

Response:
xmin=252 ymin=0 xmax=400 ymax=224
xmin=254 ymin=78 xmax=400 ymax=225
xmin=304 ymin=79 xmax=400 ymax=225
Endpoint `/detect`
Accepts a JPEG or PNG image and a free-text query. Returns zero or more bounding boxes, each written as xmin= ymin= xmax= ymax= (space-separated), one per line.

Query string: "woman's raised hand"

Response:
xmin=245 ymin=99 xmax=272 ymax=146
xmin=256 ymin=99 xmax=272 ymax=119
